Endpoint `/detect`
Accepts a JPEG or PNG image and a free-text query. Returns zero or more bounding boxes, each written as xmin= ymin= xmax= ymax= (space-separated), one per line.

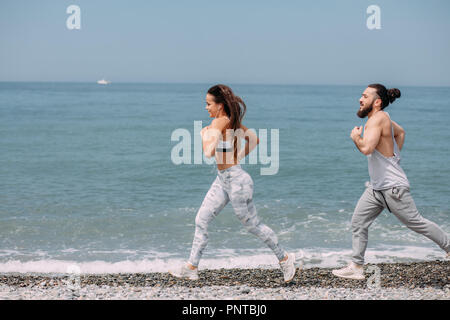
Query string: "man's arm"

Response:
xmin=391 ymin=120 xmax=405 ymax=151
xmin=350 ymin=117 xmax=382 ymax=155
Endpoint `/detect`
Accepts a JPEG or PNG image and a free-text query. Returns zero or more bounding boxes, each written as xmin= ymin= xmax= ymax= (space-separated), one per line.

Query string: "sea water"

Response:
xmin=0 ymin=82 xmax=448 ymax=273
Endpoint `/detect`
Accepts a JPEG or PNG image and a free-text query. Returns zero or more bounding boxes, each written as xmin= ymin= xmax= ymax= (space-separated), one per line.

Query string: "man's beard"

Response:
xmin=357 ymin=103 xmax=373 ymax=118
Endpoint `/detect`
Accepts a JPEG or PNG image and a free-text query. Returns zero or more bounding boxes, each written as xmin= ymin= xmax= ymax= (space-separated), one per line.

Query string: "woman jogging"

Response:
xmin=169 ymin=84 xmax=296 ymax=282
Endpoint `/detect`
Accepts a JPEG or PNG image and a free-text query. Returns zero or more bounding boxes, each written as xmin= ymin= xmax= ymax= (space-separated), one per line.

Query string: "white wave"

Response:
xmin=0 ymin=246 xmax=445 ymax=274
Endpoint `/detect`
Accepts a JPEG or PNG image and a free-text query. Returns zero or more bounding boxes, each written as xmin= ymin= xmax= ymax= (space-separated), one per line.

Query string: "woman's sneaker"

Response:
xmin=168 ymin=264 xmax=199 ymax=280
xmin=332 ymin=263 xmax=365 ymax=280
xmin=279 ymin=253 xmax=296 ymax=282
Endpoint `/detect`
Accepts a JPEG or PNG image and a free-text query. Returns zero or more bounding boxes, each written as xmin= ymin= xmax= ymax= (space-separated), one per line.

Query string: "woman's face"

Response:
xmin=205 ymin=93 xmax=222 ymax=118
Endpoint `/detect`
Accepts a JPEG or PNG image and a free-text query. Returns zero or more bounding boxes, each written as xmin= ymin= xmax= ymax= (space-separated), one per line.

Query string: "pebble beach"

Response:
xmin=0 ymin=260 xmax=448 ymax=300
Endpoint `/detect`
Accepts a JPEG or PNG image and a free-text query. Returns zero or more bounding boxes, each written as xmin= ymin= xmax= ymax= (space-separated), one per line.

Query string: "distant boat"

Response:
xmin=97 ymin=79 xmax=111 ymax=85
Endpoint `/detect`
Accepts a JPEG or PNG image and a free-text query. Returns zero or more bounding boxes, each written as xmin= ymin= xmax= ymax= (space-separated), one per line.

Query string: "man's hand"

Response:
xmin=350 ymin=126 xmax=363 ymax=141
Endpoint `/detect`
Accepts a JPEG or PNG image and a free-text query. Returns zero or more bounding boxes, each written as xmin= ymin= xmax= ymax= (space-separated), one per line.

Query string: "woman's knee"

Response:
xmin=194 ymin=218 xmax=205 ymax=231
xmin=247 ymin=222 xmax=275 ymax=241
xmin=195 ymin=209 xmax=212 ymax=231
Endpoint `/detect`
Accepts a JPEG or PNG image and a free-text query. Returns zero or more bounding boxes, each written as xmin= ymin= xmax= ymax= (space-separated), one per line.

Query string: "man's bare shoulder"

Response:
xmin=377 ymin=111 xmax=394 ymax=137
xmin=367 ymin=111 xmax=389 ymax=127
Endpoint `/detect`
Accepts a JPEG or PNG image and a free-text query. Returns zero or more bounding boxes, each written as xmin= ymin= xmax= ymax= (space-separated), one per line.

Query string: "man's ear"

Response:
xmin=374 ymin=98 xmax=382 ymax=108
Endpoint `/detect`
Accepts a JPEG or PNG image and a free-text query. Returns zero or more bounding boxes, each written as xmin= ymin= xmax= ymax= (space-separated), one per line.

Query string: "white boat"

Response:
xmin=97 ymin=79 xmax=111 ymax=85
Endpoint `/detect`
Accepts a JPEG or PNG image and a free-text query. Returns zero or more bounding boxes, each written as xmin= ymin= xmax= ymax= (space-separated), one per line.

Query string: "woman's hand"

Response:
xmin=237 ymin=126 xmax=259 ymax=161
xmin=200 ymin=125 xmax=211 ymax=138
xmin=201 ymin=119 xmax=228 ymax=158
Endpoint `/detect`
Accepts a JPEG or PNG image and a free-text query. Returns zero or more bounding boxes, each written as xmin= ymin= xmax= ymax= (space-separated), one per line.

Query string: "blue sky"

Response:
xmin=1 ymin=0 xmax=449 ymax=86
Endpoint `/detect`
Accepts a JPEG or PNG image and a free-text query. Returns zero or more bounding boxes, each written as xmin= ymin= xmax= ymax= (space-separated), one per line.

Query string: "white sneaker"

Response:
xmin=168 ymin=263 xmax=199 ymax=280
xmin=332 ymin=263 xmax=365 ymax=280
xmin=279 ymin=253 xmax=296 ymax=282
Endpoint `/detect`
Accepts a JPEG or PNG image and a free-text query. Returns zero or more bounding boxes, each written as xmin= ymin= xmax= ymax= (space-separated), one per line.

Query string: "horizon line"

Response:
xmin=0 ymin=80 xmax=449 ymax=89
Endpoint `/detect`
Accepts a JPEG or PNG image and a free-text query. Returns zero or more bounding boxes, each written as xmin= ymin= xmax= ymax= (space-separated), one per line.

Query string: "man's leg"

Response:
xmin=332 ymin=187 xmax=385 ymax=279
xmin=384 ymin=188 xmax=450 ymax=254
xmin=351 ymin=187 xmax=385 ymax=265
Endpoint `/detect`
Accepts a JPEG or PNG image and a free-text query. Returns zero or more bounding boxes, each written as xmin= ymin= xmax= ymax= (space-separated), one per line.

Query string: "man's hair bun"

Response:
xmin=387 ymin=88 xmax=401 ymax=104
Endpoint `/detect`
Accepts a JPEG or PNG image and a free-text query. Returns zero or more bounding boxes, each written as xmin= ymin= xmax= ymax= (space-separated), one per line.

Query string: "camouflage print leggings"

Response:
xmin=188 ymin=165 xmax=286 ymax=267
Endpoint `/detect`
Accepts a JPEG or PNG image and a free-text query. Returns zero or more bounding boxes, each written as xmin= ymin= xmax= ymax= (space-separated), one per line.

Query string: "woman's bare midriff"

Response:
xmin=216 ymin=128 xmax=238 ymax=171
xmin=217 ymin=162 xmax=238 ymax=171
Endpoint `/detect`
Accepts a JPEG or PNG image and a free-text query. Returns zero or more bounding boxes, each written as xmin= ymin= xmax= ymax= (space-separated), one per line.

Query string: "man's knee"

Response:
xmin=393 ymin=209 xmax=425 ymax=228
xmin=351 ymin=214 xmax=364 ymax=233
xmin=404 ymin=216 xmax=435 ymax=232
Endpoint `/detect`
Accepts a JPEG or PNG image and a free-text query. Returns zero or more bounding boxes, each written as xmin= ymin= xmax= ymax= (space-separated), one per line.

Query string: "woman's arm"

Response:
xmin=237 ymin=125 xmax=260 ymax=161
xmin=201 ymin=118 xmax=229 ymax=158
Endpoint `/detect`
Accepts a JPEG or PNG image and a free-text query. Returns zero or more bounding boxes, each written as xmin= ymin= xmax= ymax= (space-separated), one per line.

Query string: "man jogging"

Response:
xmin=332 ymin=84 xmax=450 ymax=280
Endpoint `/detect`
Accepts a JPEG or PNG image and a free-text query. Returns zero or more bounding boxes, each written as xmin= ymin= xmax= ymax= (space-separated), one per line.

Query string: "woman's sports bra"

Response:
xmin=216 ymin=138 xmax=234 ymax=153
xmin=215 ymin=117 xmax=235 ymax=153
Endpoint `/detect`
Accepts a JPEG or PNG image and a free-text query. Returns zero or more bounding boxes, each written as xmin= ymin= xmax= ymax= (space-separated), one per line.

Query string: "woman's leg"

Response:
xmin=188 ymin=177 xmax=229 ymax=267
xmin=229 ymin=171 xmax=286 ymax=261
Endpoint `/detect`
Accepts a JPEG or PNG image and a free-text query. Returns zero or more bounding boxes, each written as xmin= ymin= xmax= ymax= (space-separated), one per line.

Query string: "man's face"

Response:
xmin=357 ymin=87 xmax=378 ymax=118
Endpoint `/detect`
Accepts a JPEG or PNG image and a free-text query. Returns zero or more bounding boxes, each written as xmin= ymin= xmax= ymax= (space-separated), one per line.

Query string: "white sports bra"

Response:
xmin=216 ymin=138 xmax=234 ymax=152
xmin=215 ymin=117 xmax=234 ymax=152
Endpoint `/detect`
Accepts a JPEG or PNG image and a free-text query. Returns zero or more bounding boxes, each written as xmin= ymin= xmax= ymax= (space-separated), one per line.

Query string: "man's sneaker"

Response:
xmin=279 ymin=253 xmax=296 ymax=282
xmin=168 ymin=264 xmax=199 ymax=280
xmin=332 ymin=263 xmax=365 ymax=280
